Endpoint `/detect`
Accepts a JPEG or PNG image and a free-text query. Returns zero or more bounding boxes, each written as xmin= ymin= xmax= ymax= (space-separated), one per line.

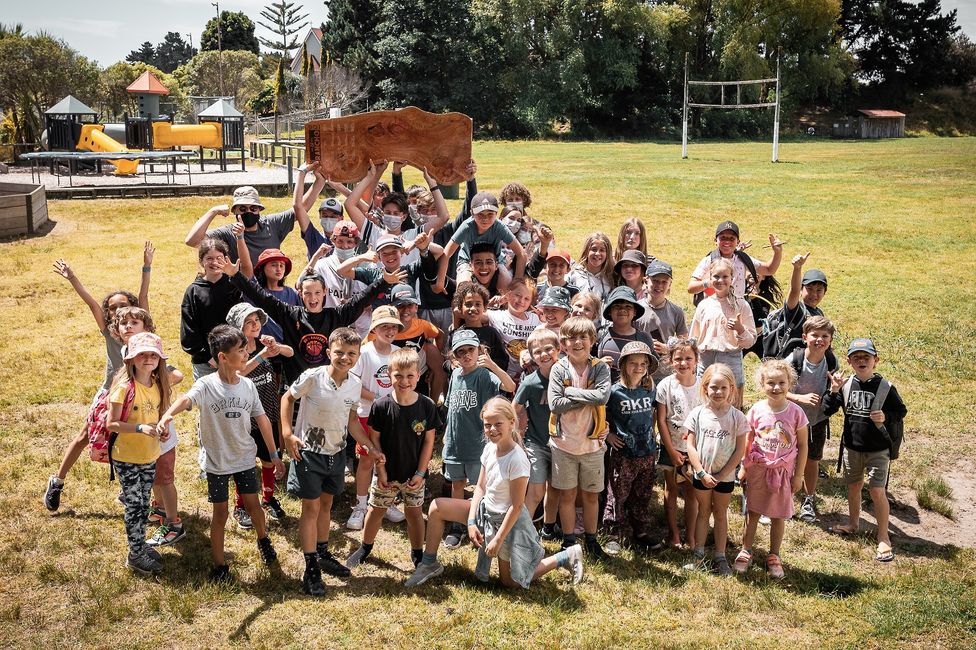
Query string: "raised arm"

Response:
xmin=423 ymin=168 xmax=450 ymax=233
xmin=232 ymin=223 xmax=254 ymax=279
xmin=53 ymin=258 xmax=106 ymax=330
xmin=345 ymin=160 xmax=389 ymax=232
xmin=759 ymin=233 xmax=784 ymax=277
xmin=302 ymin=164 xmax=327 ymax=213
xmin=293 ymin=162 xmax=318 ymax=235
xmin=139 ymin=241 xmax=154 ymax=313
xmin=185 ymin=204 xmax=230 ymax=248
xmin=785 ymin=252 xmax=810 ymax=310
xmin=335 ymin=249 xmax=378 ymax=279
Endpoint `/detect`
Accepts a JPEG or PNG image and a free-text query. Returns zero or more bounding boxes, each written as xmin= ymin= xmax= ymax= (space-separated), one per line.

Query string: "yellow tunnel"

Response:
xmin=77 ymin=124 xmax=139 ymax=175
xmin=152 ymin=122 xmax=223 ymax=149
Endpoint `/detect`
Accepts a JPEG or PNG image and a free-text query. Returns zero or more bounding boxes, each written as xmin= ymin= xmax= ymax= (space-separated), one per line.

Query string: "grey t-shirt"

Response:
xmin=450 ymin=219 xmax=515 ymax=263
xmin=794 ymin=356 xmax=829 ymax=425
xmin=186 ymin=373 xmax=265 ymax=474
xmin=101 ymin=327 xmax=124 ymax=392
xmin=442 ymin=367 xmax=502 ymax=464
xmin=208 ymin=209 xmax=296 ymax=263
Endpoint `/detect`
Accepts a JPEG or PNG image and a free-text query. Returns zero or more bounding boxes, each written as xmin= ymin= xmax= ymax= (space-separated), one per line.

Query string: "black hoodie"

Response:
xmin=180 ymin=274 xmax=244 ymax=364
xmin=824 ymin=373 xmax=908 ymax=453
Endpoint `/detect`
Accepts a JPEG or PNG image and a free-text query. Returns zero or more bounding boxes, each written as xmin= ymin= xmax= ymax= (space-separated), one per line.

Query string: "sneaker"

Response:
xmin=565 ymin=543 xmax=584 ymax=584
xmin=798 ymin=495 xmax=818 ymax=523
xmin=682 ymin=549 xmax=708 ymax=572
xmin=257 ymin=536 xmax=278 ymax=564
xmin=235 ymin=507 xmax=253 ymax=530
xmin=714 ymin=554 xmax=733 ymax=577
xmin=604 ymin=540 xmax=623 ymax=555
xmin=540 ymin=523 xmax=563 ymax=541
xmin=345 ymin=546 xmax=371 ymax=569
xmin=318 ymin=550 xmax=352 ymax=577
xmin=209 ymin=564 xmax=232 ymax=583
xmin=584 ymin=537 xmax=606 ymax=559
xmin=126 ymin=550 xmax=162 ymax=575
xmin=384 ymin=504 xmax=406 ymax=523
xmin=147 ymin=521 xmax=186 ymax=547
xmin=147 ymin=506 xmax=167 ymax=525
xmin=264 ymin=496 xmax=286 ymax=522
xmin=759 ymin=515 xmax=772 ymax=525
xmin=143 ymin=546 xmax=162 ymax=562
xmin=405 ymin=560 xmax=445 ymax=587
xmin=303 ymin=565 xmax=326 ymax=596
xmin=43 ymin=476 xmax=64 ymax=512
xmin=346 ymin=505 xmax=367 ymax=530
xmin=443 ymin=523 xmax=466 ymax=549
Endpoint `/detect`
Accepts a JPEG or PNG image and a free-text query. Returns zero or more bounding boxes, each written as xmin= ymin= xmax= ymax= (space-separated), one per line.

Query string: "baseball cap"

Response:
xmin=255 ymin=248 xmax=292 ymax=275
xmin=646 ymin=260 xmax=673 ymax=278
xmin=376 ymin=234 xmax=405 ymax=251
xmin=226 ymin=302 xmax=269 ymax=330
xmin=613 ymin=249 xmax=647 ymax=275
xmin=471 ymin=191 xmax=499 ymax=215
xmin=537 ymin=285 xmax=572 ymax=311
xmin=231 ymin=186 xmax=265 ymax=209
xmin=602 ymin=286 xmax=646 ymax=321
xmin=715 ymin=220 xmax=739 ymax=237
xmin=389 ymin=283 xmax=421 ymax=307
xmin=319 ymin=197 xmax=343 ymax=215
xmin=802 ymin=269 xmax=828 ymax=286
xmin=546 ymin=249 xmax=572 ymax=266
xmin=331 ymin=220 xmax=360 ymax=240
xmin=847 ymin=338 xmax=878 ymax=357
xmin=369 ymin=305 xmax=404 ymax=332
xmin=451 ymin=328 xmax=481 ymax=353
xmin=124 ymin=332 xmax=168 ymax=361
xmin=618 ymin=340 xmax=659 ymax=375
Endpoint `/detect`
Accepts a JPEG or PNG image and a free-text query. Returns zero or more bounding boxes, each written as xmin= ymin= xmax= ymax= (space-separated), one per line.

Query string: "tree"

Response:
xmin=97 ymin=61 xmax=188 ymax=120
xmin=258 ymin=1 xmax=309 ymax=60
xmin=321 ymin=0 xmax=381 ymax=78
xmin=201 ymin=10 xmax=260 ymax=54
xmin=126 ymin=41 xmax=157 ymax=66
xmin=173 ymin=49 xmax=264 ymax=110
xmin=155 ymin=32 xmax=196 ymax=73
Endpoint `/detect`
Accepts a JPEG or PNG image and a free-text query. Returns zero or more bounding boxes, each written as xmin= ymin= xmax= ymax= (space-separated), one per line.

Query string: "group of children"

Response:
xmin=44 ymin=160 xmax=908 ymax=591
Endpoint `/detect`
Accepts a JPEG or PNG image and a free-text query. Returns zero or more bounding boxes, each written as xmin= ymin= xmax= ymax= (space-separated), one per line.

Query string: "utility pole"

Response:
xmin=212 ymin=2 xmax=224 ymax=97
xmin=186 ymin=32 xmax=193 ymax=52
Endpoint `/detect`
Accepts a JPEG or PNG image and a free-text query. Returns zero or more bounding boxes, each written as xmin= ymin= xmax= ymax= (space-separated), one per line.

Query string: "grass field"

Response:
xmin=1 ymin=138 xmax=975 ymax=648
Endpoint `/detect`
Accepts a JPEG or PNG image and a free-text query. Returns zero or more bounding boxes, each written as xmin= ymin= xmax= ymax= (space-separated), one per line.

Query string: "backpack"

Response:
xmin=761 ymin=303 xmax=809 ymax=359
xmin=836 ymin=376 xmax=903 ymax=474
xmin=692 ymin=249 xmax=758 ymax=307
xmin=86 ymin=380 xmax=136 ymax=481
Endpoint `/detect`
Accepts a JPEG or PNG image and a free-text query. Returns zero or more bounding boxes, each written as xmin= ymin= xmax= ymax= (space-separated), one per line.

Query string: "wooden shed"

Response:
xmin=856 ymin=109 xmax=906 ymax=138
xmin=0 ymin=182 xmax=48 ymax=237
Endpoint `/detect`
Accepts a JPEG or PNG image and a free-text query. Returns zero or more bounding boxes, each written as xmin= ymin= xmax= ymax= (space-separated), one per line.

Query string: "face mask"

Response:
xmin=320 ymin=217 xmax=339 ymax=235
xmin=501 ymin=216 xmax=521 ymax=234
xmin=334 ymin=246 xmax=356 ymax=262
xmin=517 ymin=230 xmax=532 ymax=244
xmin=382 ymin=213 xmax=403 ymax=231
xmin=412 ymin=210 xmax=430 ymax=227
xmin=506 ymin=201 xmax=524 ymax=211
xmin=239 ymin=211 xmax=260 ymax=228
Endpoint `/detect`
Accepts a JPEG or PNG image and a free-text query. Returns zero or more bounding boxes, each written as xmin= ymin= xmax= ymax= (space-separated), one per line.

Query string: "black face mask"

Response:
xmin=240 ymin=212 xmax=260 ymax=228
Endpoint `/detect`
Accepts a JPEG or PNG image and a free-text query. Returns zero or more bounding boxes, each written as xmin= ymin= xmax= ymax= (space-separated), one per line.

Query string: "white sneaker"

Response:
xmin=346 ymin=505 xmax=367 ymax=530
xmin=384 ymin=504 xmax=406 ymax=523
xmin=565 ymin=544 xmax=584 ymax=584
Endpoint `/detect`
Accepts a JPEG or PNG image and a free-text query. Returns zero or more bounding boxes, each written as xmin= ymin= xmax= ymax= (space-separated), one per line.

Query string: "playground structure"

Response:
xmin=41 ymin=71 xmax=245 ymax=176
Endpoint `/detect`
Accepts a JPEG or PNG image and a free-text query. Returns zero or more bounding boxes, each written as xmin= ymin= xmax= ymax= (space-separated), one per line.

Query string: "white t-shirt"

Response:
xmin=683 ymin=404 xmax=749 ymax=482
xmin=186 ymin=373 xmax=265 ymax=475
xmin=692 ymin=253 xmax=763 ymax=299
xmin=487 ymin=309 xmax=542 ymax=378
xmin=314 ymin=254 xmax=372 ymax=336
xmin=481 ymin=442 xmax=531 ymax=514
xmin=351 ymin=341 xmax=399 ymax=418
xmin=362 ymin=221 xmax=421 ymax=265
xmin=655 ymin=375 xmax=700 ymax=453
xmin=289 ymin=367 xmax=362 ymax=456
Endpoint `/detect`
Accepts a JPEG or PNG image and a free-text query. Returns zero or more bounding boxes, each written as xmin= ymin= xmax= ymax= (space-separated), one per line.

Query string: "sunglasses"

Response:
xmin=235 ymin=205 xmax=262 ymax=214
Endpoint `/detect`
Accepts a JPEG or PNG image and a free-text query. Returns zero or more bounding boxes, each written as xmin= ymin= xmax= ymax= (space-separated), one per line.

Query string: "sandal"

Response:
xmin=875 ymin=542 xmax=895 ymax=563
xmin=828 ymin=524 xmax=859 ymax=536
xmin=733 ymin=548 xmax=752 ymax=574
xmin=766 ymin=553 xmax=785 ymax=579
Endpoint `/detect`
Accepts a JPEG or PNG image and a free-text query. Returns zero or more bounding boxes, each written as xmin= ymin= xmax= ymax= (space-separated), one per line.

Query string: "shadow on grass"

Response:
xmin=816 ymin=511 xmax=963 ymax=561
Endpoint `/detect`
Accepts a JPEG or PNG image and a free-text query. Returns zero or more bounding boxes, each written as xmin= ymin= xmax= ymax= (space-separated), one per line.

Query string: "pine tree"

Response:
xmin=321 ymin=0 xmax=380 ymax=77
xmin=125 ymin=41 xmax=157 ymax=66
xmin=258 ymin=1 xmax=309 ymax=61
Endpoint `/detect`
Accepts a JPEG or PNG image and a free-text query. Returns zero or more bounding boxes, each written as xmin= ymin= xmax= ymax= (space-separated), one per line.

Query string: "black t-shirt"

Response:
xmin=367 ymin=394 xmax=441 ymax=483
xmin=469 ymin=325 xmax=510 ymax=371
xmin=596 ymin=327 xmax=653 ymax=383
xmin=244 ymin=348 xmax=282 ymax=424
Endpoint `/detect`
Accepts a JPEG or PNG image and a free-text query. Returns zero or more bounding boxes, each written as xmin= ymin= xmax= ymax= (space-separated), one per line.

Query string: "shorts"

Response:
xmin=524 ymin=440 xmax=552 ymax=485
xmin=355 ymin=417 xmax=371 ymax=457
xmin=807 ymin=419 xmax=829 ymax=461
xmin=698 ymin=349 xmax=744 ymax=386
xmin=692 ymin=477 xmax=735 ymax=494
xmin=368 ymin=476 xmax=425 ymax=509
xmin=153 ymin=447 xmax=176 ymax=487
xmin=843 ymin=448 xmax=890 ymax=489
xmin=250 ymin=419 xmax=281 ymax=463
xmin=207 ymin=468 xmax=258 ymax=503
xmin=443 ymin=461 xmax=482 ymax=483
xmin=287 ymin=449 xmax=346 ymax=499
xmin=657 ymin=447 xmax=688 ymax=470
xmin=550 ymin=445 xmax=606 ymax=492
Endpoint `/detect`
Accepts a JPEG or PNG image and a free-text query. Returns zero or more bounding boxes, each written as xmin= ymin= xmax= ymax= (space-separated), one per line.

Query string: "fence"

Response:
xmin=249 ymin=107 xmax=334 ymax=139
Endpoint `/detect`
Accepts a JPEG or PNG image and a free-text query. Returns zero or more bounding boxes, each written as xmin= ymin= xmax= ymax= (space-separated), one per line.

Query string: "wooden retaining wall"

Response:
xmin=0 ymin=182 xmax=48 ymax=237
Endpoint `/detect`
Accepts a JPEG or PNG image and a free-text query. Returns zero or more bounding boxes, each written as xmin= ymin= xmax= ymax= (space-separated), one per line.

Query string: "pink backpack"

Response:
xmin=86 ymin=380 xmax=136 ymax=473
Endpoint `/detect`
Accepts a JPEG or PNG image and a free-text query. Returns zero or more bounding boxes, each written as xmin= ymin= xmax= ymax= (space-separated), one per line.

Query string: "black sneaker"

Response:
xmin=584 ymin=538 xmax=606 ymax=559
xmin=264 ymin=497 xmax=286 ymax=521
xmin=303 ymin=565 xmax=326 ymax=597
xmin=257 ymin=536 xmax=278 ymax=564
xmin=209 ymin=564 xmax=232 ymax=583
xmin=798 ymin=495 xmax=818 ymax=523
xmin=44 ymin=476 xmax=64 ymax=512
xmin=318 ymin=550 xmax=351 ymax=577
xmin=540 ymin=523 xmax=563 ymax=541
xmin=126 ymin=550 xmax=162 ymax=575
xmin=235 ymin=507 xmax=253 ymax=530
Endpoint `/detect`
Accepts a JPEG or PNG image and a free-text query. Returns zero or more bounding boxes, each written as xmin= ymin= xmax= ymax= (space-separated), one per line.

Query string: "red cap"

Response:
xmin=255 ymin=248 xmax=292 ymax=275
xmin=331 ymin=220 xmax=360 ymax=240
xmin=546 ymin=248 xmax=571 ymax=265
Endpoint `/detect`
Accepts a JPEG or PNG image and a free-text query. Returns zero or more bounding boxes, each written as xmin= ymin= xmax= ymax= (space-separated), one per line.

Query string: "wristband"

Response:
xmin=694 ymin=469 xmax=706 ymax=480
xmin=414 ymin=470 xmax=426 ymax=479
xmin=135 ymin=424 xmax=142 ymax=434
xmin=702 ymin=280 xmax=710 ymax=290
xmin=270 ymin=450 xmax=280 ymax=460
xmin=142 ymin=266 xmax=152 ymax=273
xmin=467 ymin=519 xmax=476 ymax=527
xmin=235 ymin=234 xmax=244 ymax=240
xmin=430 ymin=184 xmax=441 ymax=193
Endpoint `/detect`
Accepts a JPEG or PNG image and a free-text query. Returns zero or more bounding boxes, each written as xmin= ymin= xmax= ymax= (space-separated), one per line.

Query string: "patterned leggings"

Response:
xmin=113 ymin=461 xmax=156 ymax=555
xmin=603 ymin=452 xmax=656 ymax=538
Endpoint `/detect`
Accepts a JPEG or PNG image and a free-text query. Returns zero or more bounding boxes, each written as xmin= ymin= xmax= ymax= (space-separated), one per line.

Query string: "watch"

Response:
xmin=694 ymin=469 xmax=706 ymax=480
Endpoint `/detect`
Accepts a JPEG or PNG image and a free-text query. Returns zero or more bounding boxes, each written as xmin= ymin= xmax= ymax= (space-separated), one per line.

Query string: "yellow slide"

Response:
xmin=151 ymin=121 xmax=222 ymax=149
xmin=77 ymin=124 xmax=139 ymax=175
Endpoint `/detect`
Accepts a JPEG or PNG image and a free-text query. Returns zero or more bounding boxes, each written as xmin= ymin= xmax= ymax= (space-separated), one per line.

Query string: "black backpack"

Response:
xmin=761 ymin=302 xmax=811 ymax=359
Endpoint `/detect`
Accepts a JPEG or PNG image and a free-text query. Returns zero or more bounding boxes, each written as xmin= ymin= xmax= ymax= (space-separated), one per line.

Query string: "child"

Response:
xmin=406 ymin=397 xmax=584 ymax=588
xmin=787 ymin=316 xmax=838 ymax=523
xmin=336 ymin=232 xmax=440 ymax=312
xmin=535 ymin=249 xmax=580 ymax=302
xmin=655 ymin=337 xmax=702 ymax=549
xmin=107 ymin=333 xmax=171 ymax=574
xmin=645 ymin=260 xmax=688 ymax=378
xmin=441 ymin=329 xmax=516 ymax=548
xmin=596 ymin=286 xmax=657 ymax=383
xmin=613 ymin=250 xmax=663 ymax=341
xmin=348 ymin=306 xmax=405 ymax=530
xmin=824 ymin=338 xmax=907 ymax=563
xmin=536 ymin=285 xmax=572 ymax=334
xmin=346 ymin=349 xmax=440 ymax=570
xmin=571 ymin=291 xmax=602 ymax=329
xmin=380 ymin=283 xmax=446 ymax=400
xmin=614 ymin=217 xmax=648 ymax=262
xmin=469 ymin=242 xmax=507 ymax=294
xmin=568 ymin=232 xmax=615 ymax=301
xmin=280 ymin=328 xmax=382 ymax=596
xmin=225 ymin=303 xmax=294 ymax=526
xmin=45 ymin=246 xmax=151 ymax=512
xmin=768 ymin=251 xmax=833 ymax=360
xmin=689 ymin=257 xmax=756 ymax=405
xmin=488 ymin=279 xmax=542 ymax=380
xmin=548 ymin=317 xmax=612 ymax=557
xmin=157 ymin=325 xmax=285 ymax=582
xmin=687 ymin=221 xmax=782 ymax=304
xmin=453 ymin=282 xmax=509 ymax=371
xmin=736 ymin=359 xmax=809 ymax=578
xmin=603 ymin=342 xmax=658 ymax=550
xmin=302 ymin=220 xmax=373 ymax=336
xmin=514 ymin=328 xmax=562 ymax=540
xmin=684 ymin=363 xmax=749 ymax=575
xmin=246 ymin=245 xmax=302 ymax=343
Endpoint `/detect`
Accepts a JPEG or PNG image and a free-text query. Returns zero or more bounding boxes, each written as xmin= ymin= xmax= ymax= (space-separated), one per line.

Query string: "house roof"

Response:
xmin=45 ymin=95 xmax=97 ymax=115
xmin=127 ymin=70 xmax=170 ymax=95
xmin=198 ymin=98 xmax=243 ymax=118
xmin=312 ymin=27 xmax=322 ymax=40
xmin=858 ymin=109 xmax=905 ymax=119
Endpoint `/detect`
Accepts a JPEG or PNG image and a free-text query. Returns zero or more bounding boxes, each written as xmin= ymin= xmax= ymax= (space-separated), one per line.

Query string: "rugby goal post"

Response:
xmin=681 ymin=51 xmax=782 ymax=162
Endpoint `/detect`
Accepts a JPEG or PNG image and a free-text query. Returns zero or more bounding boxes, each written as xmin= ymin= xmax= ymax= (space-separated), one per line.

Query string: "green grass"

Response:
xmin=915 ymin=477 xmax=955 ymax=520
xmin=1 ymin=137 xmax=975 ymax=648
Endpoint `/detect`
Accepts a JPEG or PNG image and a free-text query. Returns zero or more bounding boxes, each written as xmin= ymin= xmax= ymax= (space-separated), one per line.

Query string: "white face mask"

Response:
xmin=517 ymin=229 xmax=532 ymax=244
xmin=334 ymin=246 xmax=356 ymax=262
xmin=382 ymin=213 xmax=403 ymax=231
xmin=501 ymin=216 xmax=521 ymax=234
xmin=321 ymin=217 xmax=339 ymax=235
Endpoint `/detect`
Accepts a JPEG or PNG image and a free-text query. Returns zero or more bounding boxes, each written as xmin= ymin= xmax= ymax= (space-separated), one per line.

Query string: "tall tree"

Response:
xmin=321 ymin=0 xmax=381 ymax=78
xmin=201 ymin=10 xmax=260 ymax=54
xmin=126 ymin=41 xmax=157 ymax=66
xmin=258 ymin=1 xmax=309 ymax=60
xmin=154 ymin=31 xmax=196 ymax=73
xmin=173 ymin=49 xmax=264 ymax=109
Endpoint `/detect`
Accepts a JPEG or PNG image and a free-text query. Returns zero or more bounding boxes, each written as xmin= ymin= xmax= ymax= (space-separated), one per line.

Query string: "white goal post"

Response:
xmin=681 ymin=51 xmax=782 ymax=162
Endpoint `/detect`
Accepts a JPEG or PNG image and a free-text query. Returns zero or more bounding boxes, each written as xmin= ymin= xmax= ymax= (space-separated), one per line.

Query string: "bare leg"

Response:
xmin=769 ymin=517 xmax=786 ymax=556
xmin=664 ymin=471 xmax=680 ymax=545
xmin=525 ymin=483 xmax=546 ymax=522
xmin=423 ymin=497 xmax=469 ymax=555
xmin=684 ymin=483 xmax=699 ymax=548
xmin=847 ymin=481 xmax=862 ymax=530
xmin=55 ymin=427 xmax=90 ymax=480
xmin=711 ymin=492 xmax=733 ymax=555
xmin=355 ymin=455 xmax=375 ymax=502
xmin=803 ymin=458 xmax=819 ymax=497
xmin=361 ymin=506 xmax=386 ymax=545
xmin=299 ymin=497 xmax=320 ymax=552
xmin=693 ymin=488 xmax=711 ymax=551
xmin=317 ymin=493 xmax=336 ymax=542
xmin=741 ymin=509 xmax=761 ymax=551
xmin=405 ymin=506 xmax=425 ymax=549
xmin=558 ymin=486 xmax=579 ymax=537
xmin=544 ymin=484 xmax=560 ymax=524
xmin=211 ymin=502 xmax=229 ymax=565
xmin=868 ymin=486 xmax=890 ymax=546
xmin=451 ymin=479 xmax=467 ymax=500
xmin=580 ymin=490 xmax=600 ymax=534
xmin=242 ymin=493 xmax=267 ymax=538
xmin=154 ymin=482 xmax=179 ymax=523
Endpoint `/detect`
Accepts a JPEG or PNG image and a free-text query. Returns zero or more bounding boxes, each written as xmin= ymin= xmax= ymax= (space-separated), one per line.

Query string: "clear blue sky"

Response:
xmin=4 ymin=0 xmax=975 ymax=67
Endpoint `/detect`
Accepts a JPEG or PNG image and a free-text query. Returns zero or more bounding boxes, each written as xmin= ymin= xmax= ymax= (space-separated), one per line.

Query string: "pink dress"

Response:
xmin=744 ymin=401 xmax=809 ymax=519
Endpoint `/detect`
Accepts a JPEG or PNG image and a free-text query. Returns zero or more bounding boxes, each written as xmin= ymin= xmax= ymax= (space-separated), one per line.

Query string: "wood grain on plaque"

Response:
xmin=305 ymin=107 xmax=472 ymax=185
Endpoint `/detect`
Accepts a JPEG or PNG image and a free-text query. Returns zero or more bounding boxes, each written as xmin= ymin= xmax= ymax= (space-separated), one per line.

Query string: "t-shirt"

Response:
xmin=514 ymin=369 xmax=551 ymax=448
xmin=314 ymin=255 xmax=372 ymax=336
xmin=251 ymin=281 xmax=302 ymax=343
xmin=596 ymin=328 xmax=654 ymax=383
xmin=351 ymin=342 xmax=399 ymax=418
xmin=692 ymin=252 xmax=763 ymax=300
xmin=208 ymin=209 xmax=296 ymax=264
xmin=354 ymin=259 xmax=428 ymax=311
xmin=488 ymin=309 xmax=542 ymax=378
xmin=607 ymin=383 xmax=657 ymax=458
xmin=481 ymin=443 xmax=531 ymax=514
xmin=368 ymin=318 xmax=440 ymax=375
xmin=655 ymin=374 xmax=700 ymax=453
xmin=649 ymin=300 xmax=688 ymax=340
xmin=793 ymin=355 xmax=829 ymax=425
xmin=451 ymin=219 xmax=515 ymax=263
xmin=290 ymin=367 xmax=361 ymax=456
xmin=683 ymin=404 xmax=749 ymax=482
xmin=109 ymin=379 xmax=162 ymax=464
xmin=746 ymin=400 xmax=808 ymax=467
xmin=467 ymin=324 xmax=510 ymax=373
xmin=186 ymin=373 xmax=265 ymax=474
xmin=442 ymin=367 xmax=503 ymax=464
xmin=368 ymin=394 xmax=441 ymax=483
xmin=567 ymin=266 xmax=612 ymax=302
xmin=100 ymin=327 xmax=124 ymax=392
xmin=243 ymin=348 xmax=281 ymax=424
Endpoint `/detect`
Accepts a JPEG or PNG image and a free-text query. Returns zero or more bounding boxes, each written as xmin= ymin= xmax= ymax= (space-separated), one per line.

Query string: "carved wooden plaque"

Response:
xmin=305 ymin=107 xmax=473 ymax=184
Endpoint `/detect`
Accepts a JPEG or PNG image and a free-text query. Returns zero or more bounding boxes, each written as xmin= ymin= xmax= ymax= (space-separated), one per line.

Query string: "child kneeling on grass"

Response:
xmin=406 ymin=397 xmax=583 ymax=588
